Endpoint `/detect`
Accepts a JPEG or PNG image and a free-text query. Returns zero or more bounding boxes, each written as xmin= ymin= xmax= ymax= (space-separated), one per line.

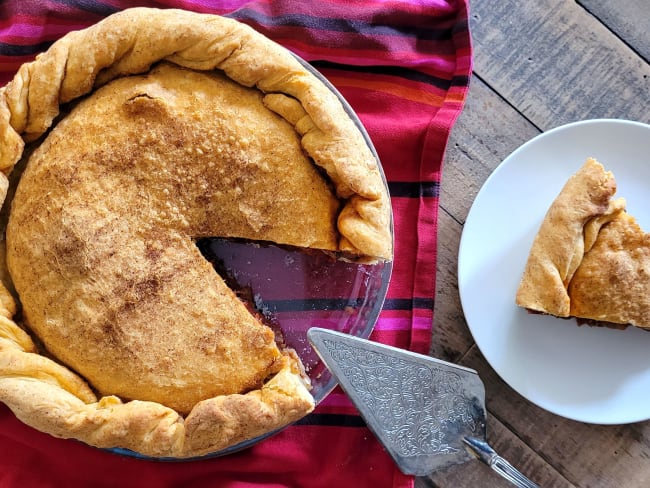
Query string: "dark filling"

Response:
xmin=196 ymin=238 xmax=289 ymax=347
xmin=194 ymin=236 xmax=353 ymax=351
xmin=525 ymin=309 xmax=632 ymax=330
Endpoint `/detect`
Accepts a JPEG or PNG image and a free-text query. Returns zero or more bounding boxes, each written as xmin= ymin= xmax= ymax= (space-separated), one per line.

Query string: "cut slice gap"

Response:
xmin=195 ymin=237 xmax=390 ymax=376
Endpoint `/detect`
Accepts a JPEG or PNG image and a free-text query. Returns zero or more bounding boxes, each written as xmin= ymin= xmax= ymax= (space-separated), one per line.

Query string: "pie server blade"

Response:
xmin=307 ymin=328 xmax=538 ymax=488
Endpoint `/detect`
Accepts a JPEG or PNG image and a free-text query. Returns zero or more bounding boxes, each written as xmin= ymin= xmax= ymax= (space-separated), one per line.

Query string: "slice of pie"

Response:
xmin=0 ymin=8 xmax=393 ymax=458
xmin=516 ymin=158 xmax=650 ymax=328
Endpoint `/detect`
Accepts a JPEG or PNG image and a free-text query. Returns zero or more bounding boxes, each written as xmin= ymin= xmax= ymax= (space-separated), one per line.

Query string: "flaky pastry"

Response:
xmin=0 ymin=8 xmax=393 ymax=457
xmin=516 ymin=158 xmax=650 ymax=328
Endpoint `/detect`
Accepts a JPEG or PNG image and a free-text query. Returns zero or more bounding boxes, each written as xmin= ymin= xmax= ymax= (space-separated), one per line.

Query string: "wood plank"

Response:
xmin=440 ymin=75 xmax=540 ymax=224
xmin=432 ymin=76 xmax=539 ymax=361
xmin=430 ymin=77 xmax=580 ymax=483
xmin=430 ymin=207 xmax=472 ymax=362
xmin=470 ymin=0 xmax=650 ymax=128
xmin=427 ymin=1 xmax=650 ymax=486
xmin=578 ymin=0 xmax=650 ymax=61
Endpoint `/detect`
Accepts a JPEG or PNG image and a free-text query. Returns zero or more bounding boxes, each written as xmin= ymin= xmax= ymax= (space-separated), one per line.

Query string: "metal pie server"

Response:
xmin=307 ymin=328 xmax=539 ymax=488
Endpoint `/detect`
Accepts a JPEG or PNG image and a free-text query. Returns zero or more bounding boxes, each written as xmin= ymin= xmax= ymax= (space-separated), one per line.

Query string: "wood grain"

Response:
xmin=579 ymin=0 xmax=650 ymax=61
xmin=420 ymin=0 xmax=650 ymax=486
xmin=439 ymin=75 xmax=540 ymax=224
xmin=431 ymin=75 xmax=539 ymax=360
xmin=471 ymin=0 xmax=650 ymax=128
xmin=429 ymin=208 xmax=471 ymax=363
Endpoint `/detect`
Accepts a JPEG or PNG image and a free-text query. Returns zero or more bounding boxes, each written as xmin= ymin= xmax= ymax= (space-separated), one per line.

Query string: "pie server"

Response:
xmin=307 ymin=328 xmax=538 ymax=488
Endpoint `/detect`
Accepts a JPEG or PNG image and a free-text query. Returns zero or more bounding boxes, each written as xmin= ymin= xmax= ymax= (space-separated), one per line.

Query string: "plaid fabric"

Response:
xmin=0 ymin=1 xmax=472 ymax=486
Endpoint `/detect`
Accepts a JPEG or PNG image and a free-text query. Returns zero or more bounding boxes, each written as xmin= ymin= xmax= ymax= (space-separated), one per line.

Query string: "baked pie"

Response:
xmin=0 ymin=8 xmax=393 ymax=457
xmin=516 ymin=158 xmax=649 ymax=328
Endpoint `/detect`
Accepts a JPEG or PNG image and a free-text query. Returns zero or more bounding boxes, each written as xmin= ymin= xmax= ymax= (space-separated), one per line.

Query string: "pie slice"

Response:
xmin=516 ymin=158 xmax=650 ymax=328
xmin=0 ymin=8 xmax=393 ymax=458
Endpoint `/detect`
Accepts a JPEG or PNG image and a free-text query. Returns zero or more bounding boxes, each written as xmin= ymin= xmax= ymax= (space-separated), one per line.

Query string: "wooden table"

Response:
xmin=418 ymin=1 xmax=650 ymax=486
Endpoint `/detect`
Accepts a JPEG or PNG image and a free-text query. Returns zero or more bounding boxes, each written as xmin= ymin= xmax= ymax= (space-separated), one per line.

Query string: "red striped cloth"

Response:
xmin=0 ymin=1 xmax=472 ymax=487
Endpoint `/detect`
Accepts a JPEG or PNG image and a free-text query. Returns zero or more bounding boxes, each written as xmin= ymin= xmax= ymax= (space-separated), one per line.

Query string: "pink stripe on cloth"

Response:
xmin=0 ymin=1 xmax=472 ymax=487
xmin=0 ymin=22 xmax=86 ymax=43
xmin=239 ymin=0 xmax=461 ymax=25
xmin=275 ymin=44 xmax=461 ymax=79
xmin=375 ymin=316 xmax=435 ymax=335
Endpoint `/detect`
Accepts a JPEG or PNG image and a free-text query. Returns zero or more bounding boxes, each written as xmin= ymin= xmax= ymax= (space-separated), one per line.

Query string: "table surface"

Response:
xmin=418 ymin=1 xmax=650 ymax=487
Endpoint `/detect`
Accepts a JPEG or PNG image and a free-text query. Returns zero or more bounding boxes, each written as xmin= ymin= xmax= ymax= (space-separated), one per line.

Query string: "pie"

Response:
xmin=0 ymin=8 xmax=393 ymax=457
xmin=516 ymin=158 xmax=650 ymax=328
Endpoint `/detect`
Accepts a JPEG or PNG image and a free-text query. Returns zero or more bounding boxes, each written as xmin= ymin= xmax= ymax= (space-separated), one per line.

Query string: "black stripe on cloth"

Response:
xmin=0 ymin=40 xmax=53 ymax=56
xmin=388 ymin=181 xmax=439 ymax=198
xmin=452 ymin=74 xmax=471 ymax=87
xmin=295 ymin=413 xmax=367 ymax=428
xmin=384 ymin=297 xmax=434 ymax=310
xmin=263 ymin=297 xmax=433 ymax=313
xmin=49 ymin=0 xmax=120 ymax=16
xmin=311 ymin=59 xmax=453 ymax=91
xmin=228 ymin=8 xmax=453 ymax=42
xmin=265 ymin=298 xmax=366 ymax=313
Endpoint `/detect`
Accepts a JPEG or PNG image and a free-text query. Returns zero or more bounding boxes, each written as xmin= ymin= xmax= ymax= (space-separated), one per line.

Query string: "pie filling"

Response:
xmin=524 ymin=309 xmax=630 ymax=330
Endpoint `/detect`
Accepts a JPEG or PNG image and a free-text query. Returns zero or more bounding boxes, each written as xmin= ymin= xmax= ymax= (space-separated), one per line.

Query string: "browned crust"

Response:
xmin=0 ymin=7 xmax=392 ymax=260
xmin=6 ymin=63 xmax=331 ymax=415
xmin=516 ymin=158 xmax=650 ymax=328
xmin=569 ymin=211 xmax=650 ymax=326
xmin=0 ymin=282 xmax=314 ymax=458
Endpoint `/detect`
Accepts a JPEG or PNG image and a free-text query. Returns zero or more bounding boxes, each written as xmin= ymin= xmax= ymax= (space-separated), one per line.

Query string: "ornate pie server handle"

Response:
xmin=463 ymin=437 xmax=540 ymax=488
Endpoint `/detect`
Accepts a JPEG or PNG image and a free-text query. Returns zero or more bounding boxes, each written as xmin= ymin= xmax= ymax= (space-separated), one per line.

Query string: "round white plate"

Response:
xmin=458 ymin=119 xmax=650 ymax=424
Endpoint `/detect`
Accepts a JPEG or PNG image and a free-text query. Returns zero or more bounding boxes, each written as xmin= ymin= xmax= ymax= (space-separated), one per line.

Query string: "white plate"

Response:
xmin=458 ymin=119 xmax=650 ymax=425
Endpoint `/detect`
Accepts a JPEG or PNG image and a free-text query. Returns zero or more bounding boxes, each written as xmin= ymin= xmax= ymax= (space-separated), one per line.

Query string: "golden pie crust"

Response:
xmin=0 ymin=8 xmax=393 ymax=457
xmin=516 ymin=158 xmax=650 ymax=328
